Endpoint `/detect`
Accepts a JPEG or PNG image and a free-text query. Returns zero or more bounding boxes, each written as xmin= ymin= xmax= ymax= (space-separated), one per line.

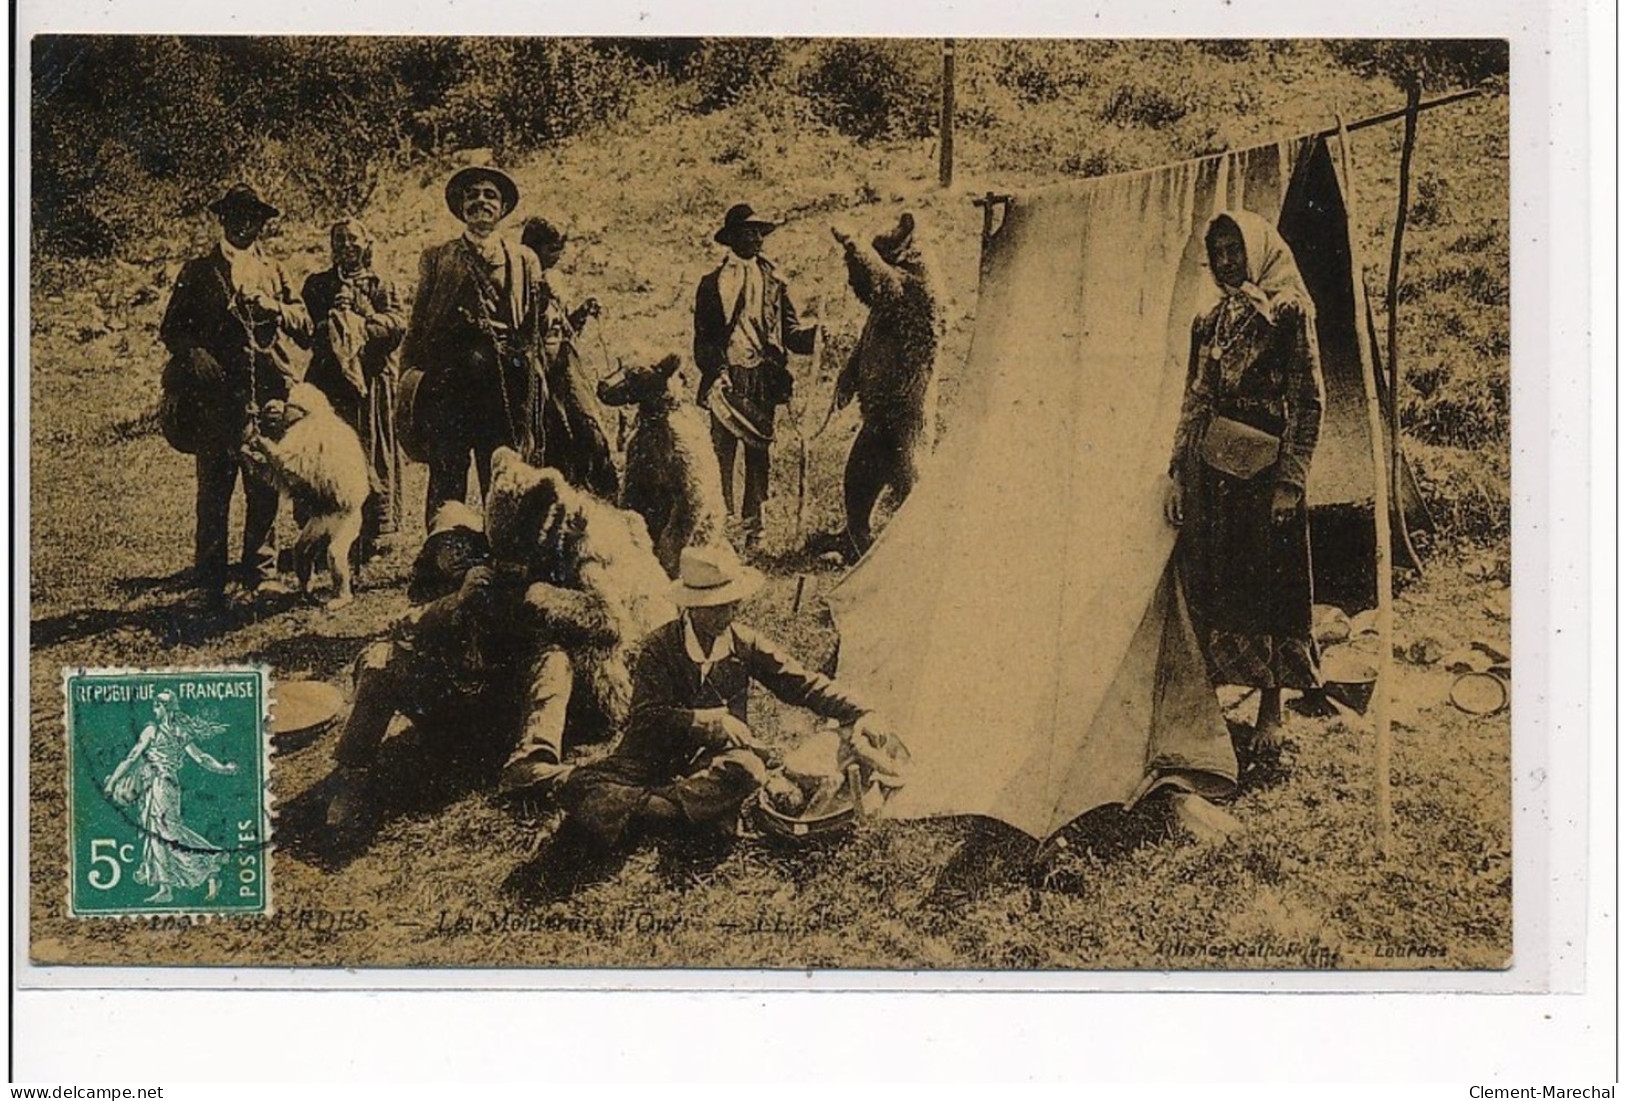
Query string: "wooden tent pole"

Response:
xmin=1386 ymin=82 xmax=1426 ymax=573
xmin=1336 ymin=112 xmax=1396 ymax=858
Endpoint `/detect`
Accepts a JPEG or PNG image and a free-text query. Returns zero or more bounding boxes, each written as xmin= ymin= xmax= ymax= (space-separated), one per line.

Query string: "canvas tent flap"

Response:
xmin=829 ymin=135 xmax=1393 ymax=839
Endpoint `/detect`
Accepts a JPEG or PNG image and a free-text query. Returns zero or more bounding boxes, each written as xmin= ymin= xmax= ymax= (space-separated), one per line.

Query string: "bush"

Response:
xmin=1060 ymin=146 xmax=1129 ymax=178
xmin=689 ymin=38 xmax=788 ymax=112
xmin=594 ymin=37 xmax=704 ymax=74
xmin=1401 ymin=358 xmax=1509 ymax=451
xmin=1324 ymin=39 xmax=1509 ymax=91
xmin=421 ymin=39 xmax=641 ymax=157
xmin=33 ymin=37 xmax=255 ymax=255
xmin=1196 ymin=40 xmax=1257 ymax=62
xmin=1409 ymin=171 xmax=1453 ymax=227
xmin=989 ymin=40 xmax=1105 ymax=104
xmin=797 ymin=39 xmax=938 ymax=142
xmin=1407 ymin=442 xmax=1510 ymax=544
xmin=32 ymin=36 xmax=652 ymax=255
xmin=1100 ymin=83 xmax=1192 ymax=129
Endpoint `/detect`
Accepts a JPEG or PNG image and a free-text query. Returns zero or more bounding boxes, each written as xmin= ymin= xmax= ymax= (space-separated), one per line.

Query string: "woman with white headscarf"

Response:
xmin=1164 ymin=210 xmax=1326 ymax=747
xmin=302 ymin=218 xmax=406 ymax=556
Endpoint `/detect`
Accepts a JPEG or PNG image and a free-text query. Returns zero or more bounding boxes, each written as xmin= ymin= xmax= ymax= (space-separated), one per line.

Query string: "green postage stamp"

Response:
xmin=64 ymin=667 xmax=273 ymax=918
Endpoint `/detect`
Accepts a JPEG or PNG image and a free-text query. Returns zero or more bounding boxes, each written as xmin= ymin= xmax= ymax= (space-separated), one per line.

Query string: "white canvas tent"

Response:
xmin=828 ymin=136 xmax=1393 ymax=839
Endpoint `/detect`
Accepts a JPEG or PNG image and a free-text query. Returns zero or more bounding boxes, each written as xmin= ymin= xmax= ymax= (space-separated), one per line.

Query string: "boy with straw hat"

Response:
xmin=555 ymin=544 xmax=890 ymax=853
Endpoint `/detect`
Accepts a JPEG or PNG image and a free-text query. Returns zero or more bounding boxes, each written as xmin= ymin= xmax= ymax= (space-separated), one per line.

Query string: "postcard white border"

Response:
xmin=8 ymin=0 xmax=1613 ymax=1082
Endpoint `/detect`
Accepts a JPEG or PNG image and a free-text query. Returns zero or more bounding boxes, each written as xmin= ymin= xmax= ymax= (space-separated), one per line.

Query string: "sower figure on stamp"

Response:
xmin=159 ymin=183 xmax=312 ymax=604
xmin=103 ymin=690 xmax=238 ymax=904
xmin=519 ymin=216 xmax=620 ymax=501
xmin=402 ymin=166 xmax=545 ymax=526
xmin=828 ymin=211 xmax=940 ymax=561
xmin=693 ymin=203 xmax=818 ymax=550
xmin=301 ymin=218 xmax=406 ymax=559
xmin=556 ymin=544 xmax=892 ymax=859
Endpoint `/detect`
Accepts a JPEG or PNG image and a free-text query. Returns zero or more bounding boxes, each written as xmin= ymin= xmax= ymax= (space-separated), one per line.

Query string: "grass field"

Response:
xmin=28 ymin=41 xmax=1510 ymax=970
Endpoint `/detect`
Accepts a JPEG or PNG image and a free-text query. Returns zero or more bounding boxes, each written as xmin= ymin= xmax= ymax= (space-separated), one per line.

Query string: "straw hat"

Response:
xmin=668 ymin=545 xmax=764 ymax=607
xmin=707 ymin=381 xmax=774 ymax=447
xmin=445 ymin=165 xmax=519 ymax=221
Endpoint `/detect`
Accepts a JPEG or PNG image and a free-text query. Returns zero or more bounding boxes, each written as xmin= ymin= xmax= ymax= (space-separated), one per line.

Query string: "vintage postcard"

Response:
xmin=23 ymin=36 xmax=1517 ymax=975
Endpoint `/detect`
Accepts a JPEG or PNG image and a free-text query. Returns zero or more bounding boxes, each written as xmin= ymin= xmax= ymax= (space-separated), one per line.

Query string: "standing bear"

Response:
xmin=830 ymin=211 xmax=940 ymax=561
xmin=596 ymin=352 xmax=727 ymax=577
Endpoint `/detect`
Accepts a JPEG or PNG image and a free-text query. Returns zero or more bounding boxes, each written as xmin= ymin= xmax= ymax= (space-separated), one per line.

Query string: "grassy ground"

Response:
xmin=28 ymin=43 xmax=1510 ymax=970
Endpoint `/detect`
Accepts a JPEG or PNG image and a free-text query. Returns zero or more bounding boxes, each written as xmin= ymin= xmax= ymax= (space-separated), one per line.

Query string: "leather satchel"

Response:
xmin=1199 ymin=414 xmax=1281 ymax=480
xmin=761 ymin=353 xmax=795 ymax=406
xmin=158 ymin=347 xmax=229 ymax=455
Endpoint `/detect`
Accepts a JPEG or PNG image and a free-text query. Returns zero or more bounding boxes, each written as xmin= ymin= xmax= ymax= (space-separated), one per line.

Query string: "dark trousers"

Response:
xmin=424 ymin=391 xmax=516 ymax=527
xmin=426 ymin=440 xmax=500 ymax=530
xmin=334 ymin=640 xmax=528 ymax=771
xmin=843 ymin=420 xmax=922 ymax=555
xmin=421 ymin=357 xmax=529 ymax=527
xmin=561 ymin=747 xmax=768 ymax=848
xmin=711 ymin=416 xmax=771 ymax=536
xmin=195 ymin=444 xmax=278 ymax=594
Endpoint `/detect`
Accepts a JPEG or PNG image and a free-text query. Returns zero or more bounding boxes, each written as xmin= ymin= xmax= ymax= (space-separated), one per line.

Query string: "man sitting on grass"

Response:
xmin=555 ymin=544 xmax=890 ymax=856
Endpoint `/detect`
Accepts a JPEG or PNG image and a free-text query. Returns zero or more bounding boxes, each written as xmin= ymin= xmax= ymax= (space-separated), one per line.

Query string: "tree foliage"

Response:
xmin=31 ymin=36 xmax=644 ymax=256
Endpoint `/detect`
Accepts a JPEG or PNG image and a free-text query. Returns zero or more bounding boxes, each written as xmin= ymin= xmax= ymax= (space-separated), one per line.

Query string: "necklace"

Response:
xmin=1209 ymin=294 xmax=1253 ymax=350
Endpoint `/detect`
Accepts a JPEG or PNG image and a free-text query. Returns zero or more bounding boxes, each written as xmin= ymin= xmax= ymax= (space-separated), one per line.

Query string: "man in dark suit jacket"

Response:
xmin=692 ymin=203 xmax=818 ymax=548
xmin=402 ymin=166 xmax=545 ymax=526
xmin=558 ymin=544 xmax=878 ymax=850
xmin=159 ymin=183 xmax=311 ymax=602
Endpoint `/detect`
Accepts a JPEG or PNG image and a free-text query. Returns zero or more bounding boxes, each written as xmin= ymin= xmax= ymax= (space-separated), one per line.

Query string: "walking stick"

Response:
xmin=1336 ymin=111 xmax=1396 ymax=859
xmin=795 ymin=295 xmax=826 ymax=540
xmin=590 ymin=315 xmax=629 ymax=454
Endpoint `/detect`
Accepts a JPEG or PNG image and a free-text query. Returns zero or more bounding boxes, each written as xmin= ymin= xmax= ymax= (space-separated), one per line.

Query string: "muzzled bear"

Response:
xmin=596 ymin=353 xmax=728 ymax=577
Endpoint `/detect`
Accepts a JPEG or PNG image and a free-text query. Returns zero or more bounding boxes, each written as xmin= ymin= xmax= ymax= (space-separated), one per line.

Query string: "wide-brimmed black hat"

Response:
xmin=714 ymin=202 xmax=779 ymax=248
xmin=208 ymin=183 xmax=280 ymax=222
xmin=445 ymin=166 xmax=520 ymax=221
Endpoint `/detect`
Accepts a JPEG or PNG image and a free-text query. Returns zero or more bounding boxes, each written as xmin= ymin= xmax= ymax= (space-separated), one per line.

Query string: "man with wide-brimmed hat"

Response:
xmin=159 ymin=182 xmax=312 ymax=603
xmin=402 ymin=164 xmax=546 ymax=525
xmin=692 ymin=202 xmax=819 ymax=548
xmin=554 ymin=544 xmax=883 ymax=855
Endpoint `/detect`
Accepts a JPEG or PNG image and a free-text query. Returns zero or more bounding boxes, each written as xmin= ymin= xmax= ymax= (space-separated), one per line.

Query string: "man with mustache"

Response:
xmin=402 ymin=166 xmax=546 ymax=525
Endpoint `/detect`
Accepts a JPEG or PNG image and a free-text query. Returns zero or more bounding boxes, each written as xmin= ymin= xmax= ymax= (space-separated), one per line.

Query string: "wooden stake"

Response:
xmin=1386 ymin=82 xmax=1427 ymax=573
xmin=1336 ymin=113 xmax=1396 ymax=859
xmin=796 ymin=296 xmax=825 ymax=540
xmin=939 ymin=39 xmax=956 ymax=189
xmin=973 ymin=192 xmax=1013 ymax=266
